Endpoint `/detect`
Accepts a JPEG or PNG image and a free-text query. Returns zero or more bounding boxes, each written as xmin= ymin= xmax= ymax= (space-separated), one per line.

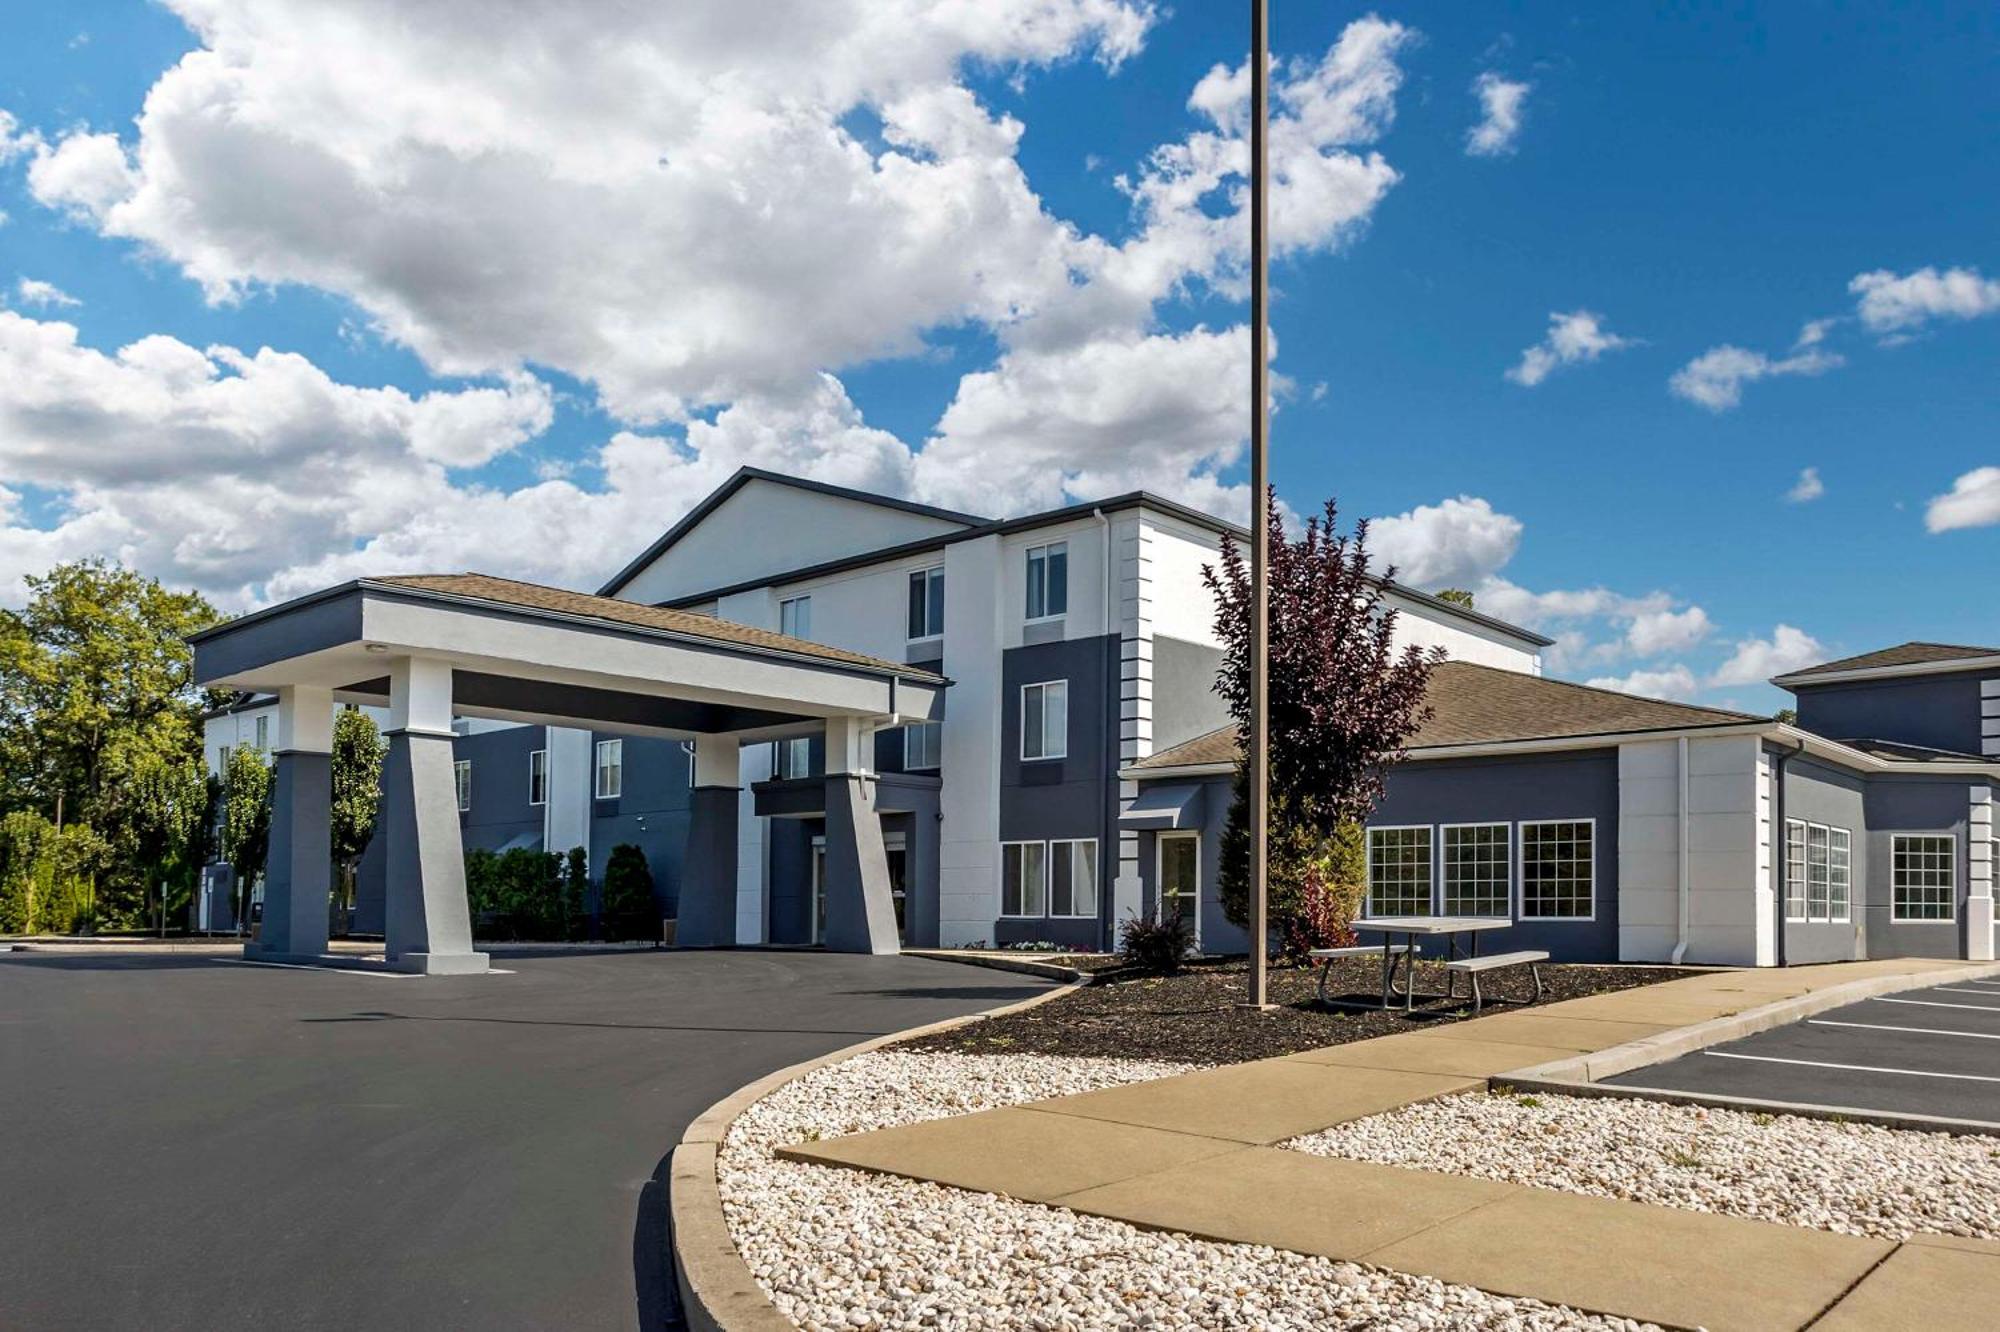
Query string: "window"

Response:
xmin=779 ymin=595 xmax=811 ymax=640
xmin=1158 ymin=834 xmax=1200 ymax=936
xmin=218 ymin=745 xmax=231 ymax=775
xmin=1785 ymin=819 xmax=1809 ymax=921
xmin=904 ymin=721 xmax=942 ymax=771
xmin=1786 ymin=819 xmax=1854 ymax=924
xmin=1020 ymin=680 xmax=1068 ymax=760
xmin=1001 ymin=841 xmax=1047 ymax=917
xmin=594 ymin=739 xmax=623 ymax=800
xmin=254 ymin=715 xmax=270 ymax=750
xmin=1830 ymin=827 xmax=1852 ymax=923
xmin=1892 ymin=834 xmax=1955 ymax=921
xmin=774 ymin=735 xmax=812 ymax=780
xmin=1367 ymin=826 xmax=1433 ymax=917
xmin=1441 ymin=824 xmax=1509 ymax=917
xmin=907 ymin=566 xmax=945 ymax=640
xmin=1806 ymin=823 xmax=1832 ymax=921
xmin=454 ymin=759 xmax=471 ymax=812
xmin=1520 ymin=820 xmax=1594 ymax=919
xmin=1025 ymin=542 xmax=1068 ymax=620
xmin=528 ymin=749 xmax=547 ymax=806
xmin=1051 ymin=839 xmax=1099 ymax=918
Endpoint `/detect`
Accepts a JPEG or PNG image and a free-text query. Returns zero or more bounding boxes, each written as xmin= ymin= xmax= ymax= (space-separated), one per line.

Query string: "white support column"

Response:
xmin=1113 ymin=515 xmax=1153 ymax=932
xmin=247 ymin=685 xmax=335 ymax=963
xmin=381 ymin=656 xmax=487 ymax=975
xmin=1969 ymin=786 xmax=1995 ymax=962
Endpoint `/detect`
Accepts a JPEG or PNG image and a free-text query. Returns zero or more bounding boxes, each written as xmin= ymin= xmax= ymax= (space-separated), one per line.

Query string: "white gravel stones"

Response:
xmin=719 ymin=1050 xmax=1651 ymax=1330
xmin=1289 ymin=1089 xmax=2000 ymax=1242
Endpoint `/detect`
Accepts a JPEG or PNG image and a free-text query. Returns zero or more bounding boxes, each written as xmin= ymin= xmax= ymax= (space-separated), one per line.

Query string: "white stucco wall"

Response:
xmin=1617 ymin=735 xmax=1770 ymax=966
xmin=937 ymin=535 xmax=1005 ymax=945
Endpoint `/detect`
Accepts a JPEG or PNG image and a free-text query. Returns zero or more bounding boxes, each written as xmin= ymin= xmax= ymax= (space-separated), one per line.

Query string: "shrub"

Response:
xmin=600 ymin=843 xmax=657 ymax=941
xmin=0 ymin=812 xmax=108 ymax=934
xmin=1119 ymin=907 xmax=1194 ymax=975
xmin=1277 ymin=822 xmax=1366 ymax=960
xmin=463 ymin=847 xmax=567 ymax=940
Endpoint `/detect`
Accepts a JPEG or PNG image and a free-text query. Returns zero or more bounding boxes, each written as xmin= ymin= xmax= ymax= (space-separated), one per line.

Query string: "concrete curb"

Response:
xmin=1491 ymin=959 xmax=2000 ymax=1107
xmin=670 ymin=977 xmax=1084 ymax=1331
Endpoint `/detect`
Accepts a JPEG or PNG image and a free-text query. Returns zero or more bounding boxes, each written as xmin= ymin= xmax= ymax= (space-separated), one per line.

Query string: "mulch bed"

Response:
xmin=901 ymin=955 xmax=1693 ymax=1066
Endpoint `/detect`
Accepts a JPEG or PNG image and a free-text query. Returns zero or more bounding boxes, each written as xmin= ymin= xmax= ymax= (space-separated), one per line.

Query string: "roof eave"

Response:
xmin=1773 ymin=655 xmax=2000 ymax=689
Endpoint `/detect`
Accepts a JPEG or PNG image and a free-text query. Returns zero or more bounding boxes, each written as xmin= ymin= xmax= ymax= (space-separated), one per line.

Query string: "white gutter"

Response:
xmin=1671 ymin=735 xmax=1691 ymax=965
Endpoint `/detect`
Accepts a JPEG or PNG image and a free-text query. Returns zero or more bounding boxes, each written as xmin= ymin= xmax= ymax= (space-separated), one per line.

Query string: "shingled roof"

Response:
xmin=1776 ymin=641 xmax=2000 ymax=682
xmin=366 ymin=574 xmax=942 ymax=679
xmin=1133 ymin=660 xmax=1760 ymax=771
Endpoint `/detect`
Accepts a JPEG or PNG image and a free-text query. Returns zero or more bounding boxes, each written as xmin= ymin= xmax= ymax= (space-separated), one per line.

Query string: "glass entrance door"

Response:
xmin=810 ymin=839 xmax=827 ymax=945
xmin=1158 ymin=833 xmax=1200 ymax=948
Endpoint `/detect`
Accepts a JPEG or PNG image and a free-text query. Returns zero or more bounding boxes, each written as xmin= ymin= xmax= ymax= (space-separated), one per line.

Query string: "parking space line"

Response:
xmin=1702 ymin=1050 xmax=2000 ymax=1084
xmin=1870 ymin=996 xmax=2000 ymax=1012
xmin=1809 ymin=1018 xmax=2000 ymax=1041
xmin=1934 ymin=985 xmax=2000 ymax=997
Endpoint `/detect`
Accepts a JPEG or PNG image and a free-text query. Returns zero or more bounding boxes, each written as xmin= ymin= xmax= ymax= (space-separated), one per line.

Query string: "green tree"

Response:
xmin=105 ymin=736 xmax=210 ymax=934
xmin=220 ymin=746 xmax=273 ymax=934
xmin=563 ymin=846 xmax=590 ymax=941
xmin=329 ymin=707 xmax=386 ymax=932
xmin=0 ymin=811 xmax=110 ymax=935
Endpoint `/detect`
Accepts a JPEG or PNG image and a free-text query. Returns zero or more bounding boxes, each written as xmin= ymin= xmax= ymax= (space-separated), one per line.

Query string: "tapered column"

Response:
xmin=676 ymin=732 xmax=740 ymax=947
xmin=381 ymin=657 xmax=487 ymax=975
xmin=246 ymin=685 xmax=333 ymax=962
xmin=821 ymin=717 xmax=900 ymax=955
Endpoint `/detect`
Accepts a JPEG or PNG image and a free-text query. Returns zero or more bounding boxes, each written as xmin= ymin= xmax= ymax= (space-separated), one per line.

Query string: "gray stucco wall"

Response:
xmin=1862 ymin=776 xmax=1972 ymax=959
xmin=1794 ymin=670 xmax=1993 ymax=755
xmin=1775 ymin=755 xmax=1868 ymax=964
xmin=994 ymin=634 xmax=1121 ymax=950
xmin=587 ymin=732 xmax=695 ymax=919
xmin=1152 ymin=635 xmax=1229 ymax=752
xmin=459 ymin=725 xmax=547 ymax=855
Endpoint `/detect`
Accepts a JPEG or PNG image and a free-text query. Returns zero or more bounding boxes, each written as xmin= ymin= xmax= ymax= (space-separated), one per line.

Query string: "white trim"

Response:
xmin=1437 ymin=821 xmax=1511 ymax=918
xmin=1889 ymin=832 xmax=1957 ymax=923
xmin=998 ymin=839 xmax=1048 ymax=919
xmin=1049 ymin=837 xmax=1100 ymax=919
xmin=1019 ymin=679 xmax=1069 ymax=761
xmin=1772 ymin=655 xmax=2000 ymax=688
xmin=1516 ymin=817 xmax=1597 ymax=922
xmin=1155 ymin=830 xmax=1202 ymax=949
xmin=1364 ymin=824 xmax=1435 ymax=918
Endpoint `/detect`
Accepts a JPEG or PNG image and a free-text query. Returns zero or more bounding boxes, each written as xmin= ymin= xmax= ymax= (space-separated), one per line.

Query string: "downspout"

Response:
xmin=1771 ymin=736 xmax=1807 ymax=968
xmin=1671 ymin=737 xmax=1691 ymax=964
xmin=1095 ymin=507 xmax=1114 ymax=951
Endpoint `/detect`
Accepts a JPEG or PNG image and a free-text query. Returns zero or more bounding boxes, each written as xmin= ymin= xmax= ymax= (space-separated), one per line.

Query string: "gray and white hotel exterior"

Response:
xmin=198 ymin=468 xmax=2000 ymax=969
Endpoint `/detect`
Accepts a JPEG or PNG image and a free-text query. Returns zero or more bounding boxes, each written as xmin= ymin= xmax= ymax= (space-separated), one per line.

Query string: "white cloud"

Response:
xmin=1669 ymin=343 xmax=1842 ymax=411
xmin=1367 ymin=495 xmax=1523 ymax=589
xmin=1584 ymin=664 xmax=1699 ymax=702
xmin=1625 ymin=605 xmax=1712 ymax=656
xmin=1709 ymin=624 xmax=1824 ymax=686
xmin=1784 ymin=466 xmax=1824 ymax=503
xmin=1465 ymin=72 xmax=1530 ymax=157
xmin=1850 ymin=266 xmax=2000 ymax=337
xmin=1506 ymin=309 xmax=1634 ymax=387
xmin=13 ymin=278 xmax=80 ymax=309
xmin=1925 ymin=465 xmax=2000 ymax=534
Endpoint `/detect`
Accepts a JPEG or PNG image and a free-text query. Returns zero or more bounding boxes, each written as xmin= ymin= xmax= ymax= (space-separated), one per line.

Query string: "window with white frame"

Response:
xmin=904 ymin=721 xmax=941 ymax=770
xmin=1441 ymin=823 xmax=1509 ymax=916
xmin=1829 ymin=827 xmax=1852 ymax=922
xmin=1025 ymin=542 xmax=1068 ymax=620
xmin=774 ymin=736 xmax=811 ymax=780
xmin=907 ymin=566 xmax=945 ymax=640
xmin=1000 ymin=840 xmax=1047 ymax=917
xmin=454 ymin=759 xmax=471 ymax=812
xmin=528 ymin=749 xmax=547 ymax=806
xmin=1785 ymin=819 xmax=1809 ymax=921
xmin=594 ymin=739 xmax=623 ymax=799
xmin=1367 ymin=826 xmax=1433 ymax=917
xmin=1806 ymin=822 xmax=1832 ymax=921
xmin=218 ymin=744 xmax=232 ymax=775
xmin=1050 ymin=839 xmax=1098 ymax=918
xmin=779 ymin=595 xmax=811 ymax=640
xmin=1520 ymin=820 xmax=1594 ymax=919
xmin=254 ymin=715 xmax=270 ymax=750
xmin=1793 ymin=820 xmax=1856 ymax=924
xmin=1158 ymin=834 xmax=1200 ymax=932
xmin=1892 ymin=834 xmax=1955 ymax=921
xmin=1020 ymin=680 xmax=1068 ymax=760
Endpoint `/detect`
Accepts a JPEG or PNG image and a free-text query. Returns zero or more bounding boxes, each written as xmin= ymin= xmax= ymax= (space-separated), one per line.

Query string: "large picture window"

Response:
xmin=1025 ymin=542 xmax=1068 ymax=620
xmin=594 ymin=739 xmax=623 ymax=800
xmin=1000 ymin=841 xmax=1047 ymax=917
xmin=1050 ymin=839 xmax=1098 ymax=918
xmin=1020 ymin=680 xmax=1068 ymax=760
xmin=1892 ymin=834 xmax=1955 ymax=922
xmin=1519 ymin=820 xmax=1594 ymax=919
xmin=907 ymin=567 xmax=945 ymax=640
xmin=1441 ymin=823 xmax=1509 ymax=917
xmin=1367 ymin=826 xmax=1433 ymax=917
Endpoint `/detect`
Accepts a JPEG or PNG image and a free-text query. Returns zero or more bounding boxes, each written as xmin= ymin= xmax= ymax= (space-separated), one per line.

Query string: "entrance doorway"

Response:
xmin=809 ymin=830 xmax=907 ymax=945
xmin=1157 ymin=832 xmax=1201 ymax=948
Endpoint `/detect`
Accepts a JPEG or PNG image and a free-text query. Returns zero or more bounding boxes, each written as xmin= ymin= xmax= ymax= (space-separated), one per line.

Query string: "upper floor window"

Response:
xmin=528 ymin=749 xmax=547 ymax=806
xmin=454 ymin=759 xmax=471 ymax=812
xmin=904 ymin=721 xmax=942 ymax=771
xmin=908 ymin=567 xmax=945 ymax=640
xmin=779 ymin=595 xmax=812 ymax=640
xmin=594 ymin=739 xmax=623 ymax=800
xmin=774 ymin=735 xmax=812 ymax=781
xmin=1025 ymin=542 xmax=1068 ymax=621
xmin=1020 ymin=680 xmax=1068 ymax=760
xmin=254 ymin=715 xmax=270 ymax=750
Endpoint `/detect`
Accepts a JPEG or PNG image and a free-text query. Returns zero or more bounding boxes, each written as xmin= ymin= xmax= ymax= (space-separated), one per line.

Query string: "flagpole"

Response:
xmin=1245 ymin=0 xmax=1272 ymax=1010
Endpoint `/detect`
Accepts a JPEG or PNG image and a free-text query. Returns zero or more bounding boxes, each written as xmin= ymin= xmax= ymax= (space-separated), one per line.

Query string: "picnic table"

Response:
xmin=1324 ymin=915 xmax=1514 ymax=1013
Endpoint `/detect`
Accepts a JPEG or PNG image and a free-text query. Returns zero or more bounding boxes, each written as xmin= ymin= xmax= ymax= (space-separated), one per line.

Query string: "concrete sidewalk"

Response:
xmin=784 ymin=959 xmax=2000 ymax=1331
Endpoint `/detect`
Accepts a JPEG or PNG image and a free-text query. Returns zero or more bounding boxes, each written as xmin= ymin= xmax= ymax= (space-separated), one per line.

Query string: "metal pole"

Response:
xmin=1245 ymin=0 xmax=1272 ymax=1010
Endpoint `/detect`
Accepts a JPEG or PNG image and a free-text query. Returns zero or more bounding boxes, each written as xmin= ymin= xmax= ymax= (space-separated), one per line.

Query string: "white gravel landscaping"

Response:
xmin=1288 ymin=1088 xmax=2000 ymax=1242
xmin=718 ymin=1049 xmax=1655 ymax=1331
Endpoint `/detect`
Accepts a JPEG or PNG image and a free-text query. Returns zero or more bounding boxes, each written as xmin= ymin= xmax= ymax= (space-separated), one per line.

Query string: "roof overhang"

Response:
xmin=1773 ymin=656 xmax=2000 ymax=689
xmin=193 ymin=579 xmax=944 ymax=740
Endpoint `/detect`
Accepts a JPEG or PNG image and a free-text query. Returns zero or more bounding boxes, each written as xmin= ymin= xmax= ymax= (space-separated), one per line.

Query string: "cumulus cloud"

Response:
xmin=13 ymin=278 xmax=79 ymax=309
xmin=1625 ymin=605 xmax=1712 ymax=656
xmin=1850 ymin=265 xmax=2000 ymax=337
xmin=1506 ymin=309 xmax=1634 ymax=387
xmin=1925 ymin=465 xmax=2000 ymax=534
xmin=1367 ymin=495 xmax=1523 ymax=589
xmin=1465 ymin=72 xmax=1530 ymax=157
xmin=1669 ymin=343 xmax=1842 ymax=411
xmin=1584 ymin=664 xmax=1699 ymax=702
xmin=1785 ymin=466 xmax=1824 ymax=503
xmin=1709 ymin=624 xmax=1824 ymax=686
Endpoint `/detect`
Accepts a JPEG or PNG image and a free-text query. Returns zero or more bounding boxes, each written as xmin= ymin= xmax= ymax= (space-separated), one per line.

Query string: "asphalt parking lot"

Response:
xmin=1605 ymin=976 xmax=2000 ymax=1125
xmin=0 ymin=946 xmax=1050 ymax=1331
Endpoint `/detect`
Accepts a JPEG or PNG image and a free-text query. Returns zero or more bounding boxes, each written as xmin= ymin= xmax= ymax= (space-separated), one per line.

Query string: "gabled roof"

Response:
xmin=1132 ymin=660 xmax=1759 ymax=771
xmin=1775 ymin=641 xmax=2000 ymax=685
xmin=596 ymin=467 xmax=989 ymax=597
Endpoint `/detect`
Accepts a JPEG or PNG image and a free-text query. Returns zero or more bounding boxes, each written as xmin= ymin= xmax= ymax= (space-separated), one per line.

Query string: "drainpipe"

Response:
xmin=1094 ymin=507 xmax=1113 ymax=951
xmin=1771 ymin=736 xmax=1807 ymax=968
xmin=1671 ymin=737 xmax=1691 ymax=964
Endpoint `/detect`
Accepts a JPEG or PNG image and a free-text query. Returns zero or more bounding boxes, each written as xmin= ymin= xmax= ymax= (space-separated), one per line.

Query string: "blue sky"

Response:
xmin=1 ymin=2 xmax=1996 ymax=713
